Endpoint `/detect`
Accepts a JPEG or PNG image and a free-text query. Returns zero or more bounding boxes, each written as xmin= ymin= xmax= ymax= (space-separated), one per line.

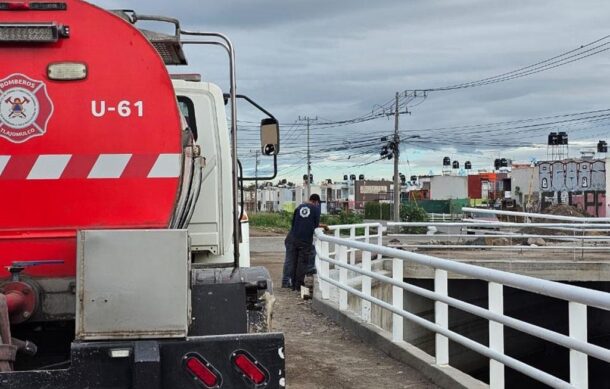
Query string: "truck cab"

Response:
xmin=174 ymin=78 xmax=236 ymax=265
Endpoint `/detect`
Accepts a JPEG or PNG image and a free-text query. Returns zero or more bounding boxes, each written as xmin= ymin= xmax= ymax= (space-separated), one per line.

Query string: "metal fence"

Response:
xmin=314 ymin=226 xmax=610 ymax=389
xmin=461 ymin=207 xmax=610 ymax=223
xmin=427 ymin=213 xmax=464 ymax=222
xmin=324 ymin=223 xmax=384 ymax=263
xmin=386 ymin=208 xmax=610 ymax=258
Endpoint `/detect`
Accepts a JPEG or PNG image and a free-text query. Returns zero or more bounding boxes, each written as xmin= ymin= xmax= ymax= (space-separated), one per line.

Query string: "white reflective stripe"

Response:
xmin=88 ymin=154 xmax=132 ymax=179
xmin=27 ymin=155 xmax=71 ymax=180
xmin=148 ymin=153 xmax=181 ymax=178
xmin=0 ymin=156 xmax=9 ymax=175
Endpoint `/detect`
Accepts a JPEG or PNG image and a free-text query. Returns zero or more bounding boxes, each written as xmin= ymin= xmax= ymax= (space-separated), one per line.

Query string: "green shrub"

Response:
xmin=340 ymin=210 xmax=363 ymax=225
xmin=364 ymin=202 xmax=391 ymax=220
xmin=320 ymin=210 xmax=360 ymax=225
xmin=399 ymin=203 xmax=428 ymax=234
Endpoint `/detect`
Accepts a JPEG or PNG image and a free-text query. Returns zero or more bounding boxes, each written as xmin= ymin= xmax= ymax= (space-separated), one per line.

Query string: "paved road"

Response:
xmin=251 ymin=235 xmax=437 ymax=389
xmin=250 ymin=235 xmax=286 ymax=253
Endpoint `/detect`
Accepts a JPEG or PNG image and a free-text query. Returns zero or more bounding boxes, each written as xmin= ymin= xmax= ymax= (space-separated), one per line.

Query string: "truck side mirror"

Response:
xmin=260 ymin=118 xmax=280 ymax=156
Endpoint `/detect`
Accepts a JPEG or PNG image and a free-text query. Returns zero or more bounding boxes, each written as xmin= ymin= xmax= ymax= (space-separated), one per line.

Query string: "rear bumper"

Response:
xmin=0 ymin=333 xmax=285 ymax=389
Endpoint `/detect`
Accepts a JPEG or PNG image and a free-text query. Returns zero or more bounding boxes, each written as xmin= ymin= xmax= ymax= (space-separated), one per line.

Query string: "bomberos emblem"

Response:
xmin=0 ymin=73 xmax=53 ymax=143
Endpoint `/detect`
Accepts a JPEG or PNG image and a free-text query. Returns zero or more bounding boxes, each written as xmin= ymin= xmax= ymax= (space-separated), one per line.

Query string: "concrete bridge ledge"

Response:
xmin=312 ymin=295 xmax=487 ymax=389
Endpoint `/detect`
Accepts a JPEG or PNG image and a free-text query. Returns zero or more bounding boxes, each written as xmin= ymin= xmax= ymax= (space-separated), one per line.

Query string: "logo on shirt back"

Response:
xmin=299 ymin=206 xmax=311 ymax=218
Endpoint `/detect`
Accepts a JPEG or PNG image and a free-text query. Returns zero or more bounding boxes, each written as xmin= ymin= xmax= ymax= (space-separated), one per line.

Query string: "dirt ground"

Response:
xmin=251 ymin=229 xmax=437 ymax=389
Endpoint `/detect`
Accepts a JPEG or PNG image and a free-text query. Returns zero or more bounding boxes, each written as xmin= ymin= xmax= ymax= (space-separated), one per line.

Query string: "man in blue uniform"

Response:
xmin=282 ymin=194 xmax=326 ymax=290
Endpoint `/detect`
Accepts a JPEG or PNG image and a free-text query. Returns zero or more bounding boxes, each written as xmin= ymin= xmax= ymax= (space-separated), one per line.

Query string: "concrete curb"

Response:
xmin=312 ymin=296 xmax=487 ymax=389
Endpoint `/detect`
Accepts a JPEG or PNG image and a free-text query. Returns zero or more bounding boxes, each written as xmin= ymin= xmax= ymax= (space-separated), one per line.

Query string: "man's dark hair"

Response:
xmin=309 ymin=194 xmax=321 ymax=203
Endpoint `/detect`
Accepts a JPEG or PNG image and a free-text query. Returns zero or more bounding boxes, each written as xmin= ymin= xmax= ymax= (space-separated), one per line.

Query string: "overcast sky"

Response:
xmin=97 ymin=0 xmax=610 ymax=183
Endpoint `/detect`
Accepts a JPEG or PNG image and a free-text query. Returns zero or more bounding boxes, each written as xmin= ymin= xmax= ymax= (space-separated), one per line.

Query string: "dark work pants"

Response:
xmin=283 ymin=238 xmax=317 ymax=287
xmin=282 ymin=236 xmax=295 ymax=287
xmin=283 ymin=235 xmax=312 ymax=290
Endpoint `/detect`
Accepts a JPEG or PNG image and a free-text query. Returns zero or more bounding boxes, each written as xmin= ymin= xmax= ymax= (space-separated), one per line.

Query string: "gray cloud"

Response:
xmin=93 ymin=0 xmax=610 ymax=181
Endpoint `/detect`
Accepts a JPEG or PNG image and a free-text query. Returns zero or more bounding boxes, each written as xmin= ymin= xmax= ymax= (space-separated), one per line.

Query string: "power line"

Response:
xmin=274 ymin=34 xmax=610 ymax=134
xmin=423 ymin=35 xmax=610 ymax=91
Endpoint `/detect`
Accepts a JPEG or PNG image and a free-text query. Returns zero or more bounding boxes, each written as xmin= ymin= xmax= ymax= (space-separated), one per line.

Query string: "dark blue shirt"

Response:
xmin=289 ymin=203 xmax=321 ymax=244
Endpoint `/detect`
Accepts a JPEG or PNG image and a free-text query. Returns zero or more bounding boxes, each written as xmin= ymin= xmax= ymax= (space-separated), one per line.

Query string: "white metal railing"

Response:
xmin=462 ymin=207 xmax=610 ymax=223
xmin=386 ymin=220 xmax=610 ymax=257
xmin=428 ymin=213 xmax=464 ymax=222
xmin=314 ymin=228 xmax=610 ymax=389
xmin=323 ymin=223 xmax=384 ymax=262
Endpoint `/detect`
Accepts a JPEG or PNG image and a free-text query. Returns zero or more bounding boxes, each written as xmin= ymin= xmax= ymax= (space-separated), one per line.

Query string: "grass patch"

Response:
xmin=249 ymin=212 xmax=292 ymax=231
xmin=249 ymin=211 xmax=365 ymax=233
xmin=248 ymin=212 xmax=364 ymax=235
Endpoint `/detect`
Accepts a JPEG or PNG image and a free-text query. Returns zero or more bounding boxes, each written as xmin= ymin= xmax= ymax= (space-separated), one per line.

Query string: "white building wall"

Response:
xmin=295 ymin=186 xmax=305 ymax=205
xmin=430 ymin=176 xmax=468 ymax=200
xmin=278 ymin=188 xmax=295 ymax=211
xmin=296 ymin=184 xmax=321 ymax=204
xmin=510 ymin=165 xmax=538 ymax=205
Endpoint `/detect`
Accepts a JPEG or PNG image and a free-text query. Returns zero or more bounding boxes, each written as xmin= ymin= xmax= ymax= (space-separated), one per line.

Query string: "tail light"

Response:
xmin=231 ymin=350 xmax=269 ymax=386
xmin=183 ymin=353 xmax=221 ymax=388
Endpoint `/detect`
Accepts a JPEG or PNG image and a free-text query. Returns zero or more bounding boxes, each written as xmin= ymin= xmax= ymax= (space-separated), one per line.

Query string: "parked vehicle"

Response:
xmin=0 ymin=2 xmax=283 ymax=387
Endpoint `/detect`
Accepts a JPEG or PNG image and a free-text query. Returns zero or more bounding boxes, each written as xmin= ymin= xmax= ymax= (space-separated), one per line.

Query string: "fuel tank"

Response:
xmin=0 ymin=0 xmax=184 ymax=279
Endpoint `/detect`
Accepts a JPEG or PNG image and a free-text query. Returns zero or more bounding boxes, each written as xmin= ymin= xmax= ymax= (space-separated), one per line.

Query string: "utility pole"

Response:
xmin=393 ymin=92 xmax=401 ymax=222
xmin=307 ymin=117 xmax=311 ymax=200
xmin=254 ymin=150 xmax=259 ymax=213
xmin=299 ymin=116 xmax=318 ymax=200
xmin=379 ymin=90 xmax=419 ymax=221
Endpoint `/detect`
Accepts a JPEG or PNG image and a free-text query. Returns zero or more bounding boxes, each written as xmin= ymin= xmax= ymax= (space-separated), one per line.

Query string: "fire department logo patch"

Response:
xmin=0 ymin=73 xmax=53 ymax=143
xmin=299 ymin=207 xmax=311 ymax=218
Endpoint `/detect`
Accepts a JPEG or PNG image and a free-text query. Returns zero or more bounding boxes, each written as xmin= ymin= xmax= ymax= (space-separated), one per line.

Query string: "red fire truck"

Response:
xmin=0 ymin=1 xmax=284 ymax=387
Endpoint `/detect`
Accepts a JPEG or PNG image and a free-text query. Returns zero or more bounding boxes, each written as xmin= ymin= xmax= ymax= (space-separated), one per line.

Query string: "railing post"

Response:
xmin=338 ymin=245 xmax=348 ymax=311
xmin=580 ymin=223 xmax=585 ymax=261
xmin=334 ymin=228 xmax=341 ymax=261
xmin=364 ymin=225 xmax=370 ymax=245
xmin=314 ymin=238 xmax=321 ymax=274
xmin=569 ymin=302 xmax=588 ymax=389
xmin=392 ymin=258 xmax=403 ymax=342
xmin=320 ymin=241 xmax=330 ymax=300
xmin=376 ymin=223 xmax=383 ymax=260
xmin=435 ymin=269 xmax=449 ymax=365
xmin=489 ymin=282 xmax=504 ymax=389
xmin=349 ymin=226 xmax=356 ymax=265
xmin=361 ymin=250 xmax=372 ymax=323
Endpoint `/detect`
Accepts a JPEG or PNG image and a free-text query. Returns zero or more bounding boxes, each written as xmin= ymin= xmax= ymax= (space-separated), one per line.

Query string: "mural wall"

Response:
xmin=538 ymin=159 xmax=606 ymax=216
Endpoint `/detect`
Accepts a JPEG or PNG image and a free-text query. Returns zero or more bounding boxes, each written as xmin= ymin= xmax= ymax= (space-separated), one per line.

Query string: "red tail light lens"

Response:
xmin=184 ymin=354 xmax=221 ymax=388
xmin=232 ymin=351 xmax=269 ymax=385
